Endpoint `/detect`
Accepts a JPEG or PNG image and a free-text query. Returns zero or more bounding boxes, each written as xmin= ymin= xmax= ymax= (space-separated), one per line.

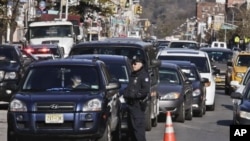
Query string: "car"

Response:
xmin=157 ymin=48 xmax=216 ymax=111
xmin=7 ymin=58 xmax=122 ymax=141
xmin=0 ymin=44 xmax=36 ymax=102
xmin=69 ymin=39 xmax=162 ymax=131
xmin=156 ymin=39 xmax=171 ymax=50
xmin=67 ymin=54 xmax=133 ymax=134
xmin=200 ymin=47 xmax=233 ymax=88
xmin=22 ymin=44 xmax=64 ymax=60
xmin=165 ymin=60 xmax=209 ymax=117
xmin=231 ymin=80 xmax=250 ymax=125
xmin=225 ymin=51 xmax=250 ymax=95
xmin=157 ymin=61 xmax=193 ymax=122
xmin=167 ymin=40 xmax=200 ymax=50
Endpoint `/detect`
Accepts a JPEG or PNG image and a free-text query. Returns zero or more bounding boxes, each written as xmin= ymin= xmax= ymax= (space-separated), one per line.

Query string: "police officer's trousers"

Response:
xmin=127 ymin=101 xmax=146 ymax=141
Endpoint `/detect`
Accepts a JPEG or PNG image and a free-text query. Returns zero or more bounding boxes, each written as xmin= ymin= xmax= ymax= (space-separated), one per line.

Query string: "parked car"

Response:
xmin=225 ymin=50 xmax=250 ymax=95
xmin=69 ymin=39 xmax=161 ymax=131
xmin=231 ymin=80 xmax=250 ymax=125
xmin=157 ymin=48 xmax=216 ymax=111
xmin=7 ymin=58 xmax=122 ymax=141
xmin=0 ymin=44 xmax=36 ymax=102
xmin=158 ymin=61 xmax=193 ymax=122
xmin=23 ymin=44 xmax=64 ymax=60
xmin=165 ymin=60 xmax=209 ymax=117
xmin=200 ymin=47 xmax=233 ymax=88
xmin=67 ymin=54 xmax=133 ymax=135
xmin=211 ymin=41 xmax=227 ymax=49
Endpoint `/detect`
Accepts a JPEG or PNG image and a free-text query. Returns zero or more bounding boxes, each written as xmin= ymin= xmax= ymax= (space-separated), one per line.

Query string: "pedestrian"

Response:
xmin=124 ymin=55 xmax=150 ymax=141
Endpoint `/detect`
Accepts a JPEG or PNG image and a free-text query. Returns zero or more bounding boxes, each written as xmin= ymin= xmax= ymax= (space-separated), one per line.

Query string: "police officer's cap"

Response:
xmin=132 ymin=55 xmax=144 ymax=64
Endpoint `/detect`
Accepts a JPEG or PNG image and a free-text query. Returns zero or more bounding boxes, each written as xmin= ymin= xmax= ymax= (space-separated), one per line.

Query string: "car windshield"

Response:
xmin=106 ymin=64 xmax=129 ymax=83
xmin=70 ymin=47 xmax=145 ymax=60
xmin=203 ymin=50 xmax=233 ymax=63
xmin=236 ymin=55 xmax=250 ymax=66
xmin=159 ymin=68 xmax=180 ymax=84
xmin=22 ymin=66 xmax=100 ymax=91
xmin=243 ymin=70 xmax=250 ymax=85
xmin=169 ymin=42 xmax=198 ymax=49
xmin=158 ymin=56 xmax=210 ymax=73
xmin=0 ymin=48 xmax=19 ymax=62
xmin=30 ymin=25 xmax=72 ymax=38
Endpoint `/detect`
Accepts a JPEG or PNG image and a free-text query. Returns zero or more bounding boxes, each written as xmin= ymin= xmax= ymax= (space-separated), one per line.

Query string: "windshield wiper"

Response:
xmin=46 ymin=88 xmax=72 ymax=91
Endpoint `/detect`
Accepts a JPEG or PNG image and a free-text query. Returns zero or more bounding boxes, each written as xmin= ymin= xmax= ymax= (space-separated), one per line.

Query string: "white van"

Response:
xmin=211 ymin=41 xmax=227 ymax=49
xmin=157 ymin=48 xmax=216 ymax=111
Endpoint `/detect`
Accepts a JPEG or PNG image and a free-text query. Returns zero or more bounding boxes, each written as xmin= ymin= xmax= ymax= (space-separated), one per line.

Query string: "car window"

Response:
xmin=169 ymin=42 xmax=198 ymax=49
xmin=22 ymin=66 xmax=100 ymax=91
xmin=0 ymin=48 xmax=19 ymax=62
xmin=204 ymin=51 xmax=233 ymax=62
xmin=158 ymin=56 xmax=210 ymax=73
xmin=181 ymin=67 xmax=198 ymax=81
xmin=159 ymin=68 xmax=180 ymax=84
xmin=236 ymin=55 xmax=250 ymax=66
xmin=106 ymin=64 xmax=129 ymax=83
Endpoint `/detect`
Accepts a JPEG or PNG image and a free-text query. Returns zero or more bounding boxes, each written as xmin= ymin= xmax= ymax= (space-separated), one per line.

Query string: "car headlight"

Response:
xmin=239 ymin=111 xmax=250 ymax=120
xmin=236 ymin=72 xmax=244 ymax=78
xmin=160 ymin=92 xmax=180 ymax=100
xmin=192 ymin=89 xmax=201 ymax=96
xmin=5 ymin=72 xmax=17 ymax=80
xmin=82 ymin=98 xmax=102 ymax=111
xmin=9 ymin=99 xmax=27 ymax=112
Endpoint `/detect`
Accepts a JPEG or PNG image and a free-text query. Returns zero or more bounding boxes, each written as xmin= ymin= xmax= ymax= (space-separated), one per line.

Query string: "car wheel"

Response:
xmin=185 ymin=104 xmax=193 ymax=120
xmin=207 ymin=101 xmax=215 ymax=111
xmin=145 ymin=105 xmax=152 ymax=131
xmin=174 ymin=102 xmax=185 ymax=123
xmin=97 ymin=120 xmax=112 ymax=141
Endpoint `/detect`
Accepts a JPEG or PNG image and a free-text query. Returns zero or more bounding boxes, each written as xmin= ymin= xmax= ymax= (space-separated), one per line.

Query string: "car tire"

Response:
xmin=175 ymin=102 xmax=185 ymax=123
xmin=185 ymin=104 xmax=193 ymax=120
xmin=207 ymin=101 xmax=215 ymax=111
xmin=97 ymin=120 xmax=112 ymax=141
xmin=145 ymin=105 xmax=152 ymax=131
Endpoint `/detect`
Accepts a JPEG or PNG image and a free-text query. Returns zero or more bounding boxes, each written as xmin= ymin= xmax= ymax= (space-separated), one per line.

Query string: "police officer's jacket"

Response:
xmin=124 ymin=67 xmax=150 ymax=100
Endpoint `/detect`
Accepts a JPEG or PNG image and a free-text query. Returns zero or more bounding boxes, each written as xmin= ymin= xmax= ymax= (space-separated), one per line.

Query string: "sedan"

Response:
xmin=157 ymin=61 xmax=193 ymax=123
xmin=231 ymin=79 xmax=250 ymax=125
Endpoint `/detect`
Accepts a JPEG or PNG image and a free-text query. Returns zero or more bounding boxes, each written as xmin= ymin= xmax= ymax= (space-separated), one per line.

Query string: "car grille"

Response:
xmin=35 ymin=102 xmax=75 ymax=112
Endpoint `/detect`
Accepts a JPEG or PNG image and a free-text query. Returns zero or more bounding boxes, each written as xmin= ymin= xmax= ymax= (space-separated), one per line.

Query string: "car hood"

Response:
xmin=13 ymin=91 xmax=104 ymax=111
xmin=234 ymin=66 xmax=248 ymax=73
xmin=0 ymin=60 xmax=19 ymax=71
xmin=157 ymin=83 xmax=182 ymax=96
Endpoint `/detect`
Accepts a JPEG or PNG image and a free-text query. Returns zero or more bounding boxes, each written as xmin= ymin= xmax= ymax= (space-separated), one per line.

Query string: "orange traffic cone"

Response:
xmin=163 ymin=111 xmax=176 ymax=141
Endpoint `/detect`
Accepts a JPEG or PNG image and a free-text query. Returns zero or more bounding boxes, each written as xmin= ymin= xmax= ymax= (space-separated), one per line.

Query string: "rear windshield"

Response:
xmin=158 ymin=56 xmax=210 ymax=73
xmin=159 ymin=68 xmax=180 ymax=85
xmin=236 ymin=55 xmax=250 ymax=66
xmin=70 ymin=46 xmax=145 ymax=60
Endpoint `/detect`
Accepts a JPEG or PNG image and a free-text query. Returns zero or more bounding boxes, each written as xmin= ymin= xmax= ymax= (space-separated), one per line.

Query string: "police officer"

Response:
xmin=124 ymin=55 xmax=150 ymax=141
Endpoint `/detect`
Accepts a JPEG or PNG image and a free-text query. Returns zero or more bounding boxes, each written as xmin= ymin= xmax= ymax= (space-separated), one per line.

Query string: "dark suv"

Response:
xmin=0 ymin=44 xmax=36 ymax=102
xmin=7 ymin=58 xmax=121 ymax=141
xmin=69 ymin=39 xmax=161 ymax=131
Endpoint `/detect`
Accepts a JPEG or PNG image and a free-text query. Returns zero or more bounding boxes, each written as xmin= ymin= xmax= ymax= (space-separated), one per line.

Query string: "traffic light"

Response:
xmin=137 ymin=6 xmax=142 ymax=14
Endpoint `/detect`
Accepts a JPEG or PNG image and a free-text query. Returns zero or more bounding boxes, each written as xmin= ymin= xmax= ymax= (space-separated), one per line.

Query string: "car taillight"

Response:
xmin=24 ymin=48 xmax=34 ymax=53
xmin=38 ymin=48 xmax=50 ymax=53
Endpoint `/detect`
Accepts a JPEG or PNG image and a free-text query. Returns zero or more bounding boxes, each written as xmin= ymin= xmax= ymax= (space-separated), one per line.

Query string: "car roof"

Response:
xmin=169 ymin=40 xmax=198 ymax=43
xmin=160 ymin=61 xmax=180 ymax=69
xmin=158 ymin=48 xmax=207 ymax=57
xmin=75 ymin=39 xmax=153 ymax=49
xmin=200 ymin=47 xmax=232 ymax=52
xmin=29 ymin=58 xmax=103 ymax=67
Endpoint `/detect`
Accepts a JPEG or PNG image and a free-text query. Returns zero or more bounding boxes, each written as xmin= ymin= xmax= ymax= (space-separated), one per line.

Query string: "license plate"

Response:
xmin=45 ymin=114 xmax=64 ymax=123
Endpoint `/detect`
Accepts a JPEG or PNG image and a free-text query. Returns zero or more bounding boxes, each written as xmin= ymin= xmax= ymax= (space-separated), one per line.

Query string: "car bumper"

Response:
xmin=159 ymin=99 xmax=182 ymax=115
xmin=235 ymin=116 xmax=250 ymax=125
xmin=192 ymin=96 xmax=203 ymax=111
xmin=0 ymin=81 xmax=18 ymax=102
xmin=8 ymin=112 xmax=107 ymax=139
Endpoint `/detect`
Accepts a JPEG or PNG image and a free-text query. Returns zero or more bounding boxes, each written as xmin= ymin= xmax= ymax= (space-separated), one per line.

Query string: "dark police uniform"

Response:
xmin=124 ymin=56 xmax=150 ymax=141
